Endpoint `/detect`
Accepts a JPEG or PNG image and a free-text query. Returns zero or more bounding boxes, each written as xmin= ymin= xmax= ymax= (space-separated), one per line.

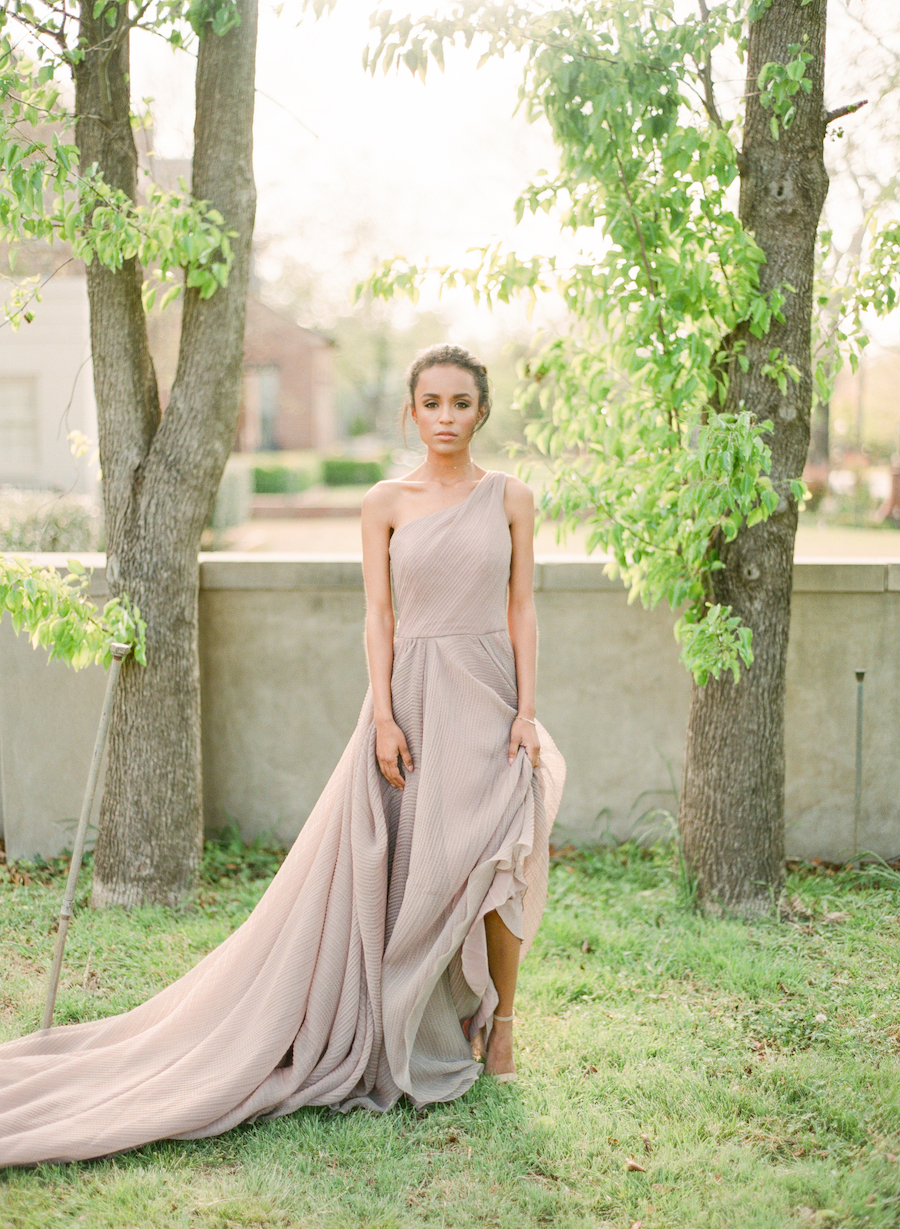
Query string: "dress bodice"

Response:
xmin=389 ymin=471 xmax=511 ymax=639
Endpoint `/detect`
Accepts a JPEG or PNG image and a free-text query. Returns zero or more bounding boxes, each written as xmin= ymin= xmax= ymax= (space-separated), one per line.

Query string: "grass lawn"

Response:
xmin=1 ymin=840 xmax=899 ymax=1228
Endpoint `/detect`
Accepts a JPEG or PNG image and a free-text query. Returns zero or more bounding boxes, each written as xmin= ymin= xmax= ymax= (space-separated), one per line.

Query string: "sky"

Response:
xmin=131 ymin=2 xmax=565 ymax=342
xmin=129 ymin=0 xmax=900 ymax=346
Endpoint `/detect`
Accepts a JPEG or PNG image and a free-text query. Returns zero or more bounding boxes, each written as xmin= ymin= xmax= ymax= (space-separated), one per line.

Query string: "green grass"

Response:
xmin=2 ymin=842 xmax=900 ymax=1228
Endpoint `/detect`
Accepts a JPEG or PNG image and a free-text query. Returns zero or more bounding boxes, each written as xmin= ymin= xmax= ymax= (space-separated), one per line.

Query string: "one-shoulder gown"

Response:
xmin=0 ymin=471 xmax=565 ymax=1166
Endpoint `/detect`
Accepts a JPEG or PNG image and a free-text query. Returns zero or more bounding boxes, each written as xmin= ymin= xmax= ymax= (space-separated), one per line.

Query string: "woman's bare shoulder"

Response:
xmin=502 ymin=474 xmax=535 ymax=516
xmin=362 ymin=479 xmax=405 ymax=525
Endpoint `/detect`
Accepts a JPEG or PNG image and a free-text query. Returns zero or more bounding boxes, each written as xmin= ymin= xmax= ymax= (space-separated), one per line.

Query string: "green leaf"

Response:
xmin=0 ymin=558 xmax=146 ymax=670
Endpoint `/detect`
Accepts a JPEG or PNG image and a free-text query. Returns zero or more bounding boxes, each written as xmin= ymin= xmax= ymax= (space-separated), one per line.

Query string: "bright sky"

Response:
xmin=130 ymin=1 xmax=900 ymax=343
xmin=132 ymin=2 xmax=563 ymax=340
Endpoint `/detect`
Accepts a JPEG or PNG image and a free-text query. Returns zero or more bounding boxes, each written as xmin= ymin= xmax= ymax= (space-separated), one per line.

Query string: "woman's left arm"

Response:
xmin=505 ymin=477 xmax=541 ymax=768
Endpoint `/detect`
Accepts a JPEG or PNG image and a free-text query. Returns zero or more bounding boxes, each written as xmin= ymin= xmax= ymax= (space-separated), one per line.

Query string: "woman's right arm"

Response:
xmin=361 ymin=484 xmax=413 ymax=790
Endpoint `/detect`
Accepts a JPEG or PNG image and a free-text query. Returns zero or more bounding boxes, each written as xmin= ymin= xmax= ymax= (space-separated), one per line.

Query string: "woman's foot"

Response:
xmin=484 ymin=1013 xmax=517 ymax=1083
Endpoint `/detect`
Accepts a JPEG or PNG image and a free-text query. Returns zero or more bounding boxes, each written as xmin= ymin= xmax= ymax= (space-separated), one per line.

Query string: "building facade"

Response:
xmin=237 ymin=298 xmax=336 ymax=453
xmin=0 ymin=277 xmax=337 ymax=495
xmin=0 ymin=276 xmax=98 ymax=497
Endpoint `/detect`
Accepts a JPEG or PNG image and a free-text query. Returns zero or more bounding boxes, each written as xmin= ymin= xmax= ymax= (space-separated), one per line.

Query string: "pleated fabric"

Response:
xmin=0 ymin=470 xmax=565 ymax=1167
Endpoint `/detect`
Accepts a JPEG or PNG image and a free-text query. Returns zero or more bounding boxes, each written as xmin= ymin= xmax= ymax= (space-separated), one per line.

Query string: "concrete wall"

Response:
xmin=0 ymin=557 xmax=109 ymax=856
xmin=1 ymin=554 xmax=898 ymax=863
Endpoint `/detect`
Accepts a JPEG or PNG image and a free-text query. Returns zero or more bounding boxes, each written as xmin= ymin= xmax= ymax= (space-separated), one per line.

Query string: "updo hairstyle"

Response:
xmin=402 ymin=344 xmax=492 ymax=438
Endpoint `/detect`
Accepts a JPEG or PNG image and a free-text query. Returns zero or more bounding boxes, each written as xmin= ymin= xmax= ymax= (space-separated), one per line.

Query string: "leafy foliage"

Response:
xmin=757 ymin=43 xmax=813 ymax=140
xmin=827 ymin=219 xmax=900 ymax=386
xmin=360 ymin=0 xmax=894 ymax=684
xmin=0 ymin=554 xmax=146 ymax=668
xmin=0 ymin=1 xmax=241 ymax=325
xmin=199 ymin=822 xmax=287 ymax=885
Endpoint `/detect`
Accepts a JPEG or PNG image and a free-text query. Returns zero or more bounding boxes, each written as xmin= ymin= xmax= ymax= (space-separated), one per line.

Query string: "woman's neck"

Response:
xmin=420 ymin=451 xmax=479 ymax=485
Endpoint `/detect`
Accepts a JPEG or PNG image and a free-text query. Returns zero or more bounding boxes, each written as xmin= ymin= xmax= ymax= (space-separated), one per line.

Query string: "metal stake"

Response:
xmin=853 ymin=668 xmax=865 ymax=871
xmin=43 ymin=642 xmax=131 ymax=1030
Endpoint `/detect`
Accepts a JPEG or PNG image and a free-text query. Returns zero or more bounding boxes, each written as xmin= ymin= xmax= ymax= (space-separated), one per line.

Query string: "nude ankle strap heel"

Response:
xmin=487 ymin=1013 xmax=518 ymax=1083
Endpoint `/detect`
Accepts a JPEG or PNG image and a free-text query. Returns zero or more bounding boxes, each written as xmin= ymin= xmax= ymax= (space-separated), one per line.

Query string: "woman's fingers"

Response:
xmin=375 ymin=720 xmax=413 ymax=789
xmin=397 ymin=735 xmax=414 ymax=774
xmin=509 ymin=716 xmax=541 ymax=767
xmin=378 ymin=754 xmax=404 ymax=789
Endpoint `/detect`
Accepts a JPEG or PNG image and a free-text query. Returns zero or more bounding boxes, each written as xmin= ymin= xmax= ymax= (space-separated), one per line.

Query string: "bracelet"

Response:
xmin=516 ymin=714 xmax=537 ymax=726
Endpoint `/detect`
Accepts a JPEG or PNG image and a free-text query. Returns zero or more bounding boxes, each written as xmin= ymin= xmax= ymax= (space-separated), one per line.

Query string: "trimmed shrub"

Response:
xmin=252 ymin=465 xmax=317 ymax=495
xmin=321 ymin=458 xmax=384 ymax=487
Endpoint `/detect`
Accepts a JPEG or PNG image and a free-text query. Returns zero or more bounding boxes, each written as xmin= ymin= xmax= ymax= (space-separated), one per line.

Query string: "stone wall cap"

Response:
xmin=198 ymin=554 xmax=363 ymax=590
xmin=792 ymin=560 xmax=889 ymax=592
xmin=1 ymin=551 xmax=107 ymax=568
xmin=535 ymin=556 xmax=621 ymax=591
xmin=7 ymin=551 xmax=900 ymax=595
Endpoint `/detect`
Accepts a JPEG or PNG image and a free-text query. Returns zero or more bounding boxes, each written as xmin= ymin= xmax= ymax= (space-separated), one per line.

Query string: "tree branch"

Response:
xmin=836 ymin=0 xmax=900 ymax=66
xmin=696 ymin=0 xmax=724 ymax=131
xmin=373 ymin=17 xmax=621 ymax=73
xmin=824 ymin=99 xmax=868 ymax=126
xmin=0 ymin=258 xmax=75 ymax=332
xmin=5 ymin=11 xmax=68 ymax=55
xmin=612 ymin=150 xmax=677 ymax=432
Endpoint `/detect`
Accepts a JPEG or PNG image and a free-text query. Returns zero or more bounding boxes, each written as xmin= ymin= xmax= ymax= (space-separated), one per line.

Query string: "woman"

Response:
xmin=0 ymin=343 xmax=564 ymax=1168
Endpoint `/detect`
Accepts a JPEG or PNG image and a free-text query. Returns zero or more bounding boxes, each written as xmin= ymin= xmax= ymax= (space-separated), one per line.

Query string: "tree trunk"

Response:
xmin=75 ymin=0 xmax=258 ymax=908
xmin=679 ymin=0 xmax=829 ymax=915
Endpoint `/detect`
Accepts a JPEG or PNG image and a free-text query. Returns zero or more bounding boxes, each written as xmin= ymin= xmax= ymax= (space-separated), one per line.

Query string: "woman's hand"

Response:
xmin=376 ymin=718 xmax=413 ymax=789
xmin=508 ymin=716 xmax=541 ymax=769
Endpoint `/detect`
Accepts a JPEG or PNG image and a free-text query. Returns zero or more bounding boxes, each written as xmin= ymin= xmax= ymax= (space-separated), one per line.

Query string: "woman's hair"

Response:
xmin=402 ymin=344 xmax=492 ymax=439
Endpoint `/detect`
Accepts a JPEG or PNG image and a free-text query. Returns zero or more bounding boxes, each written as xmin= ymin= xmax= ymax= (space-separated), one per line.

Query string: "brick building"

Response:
xmin=237 ymin=298 xmax=336 ymax=452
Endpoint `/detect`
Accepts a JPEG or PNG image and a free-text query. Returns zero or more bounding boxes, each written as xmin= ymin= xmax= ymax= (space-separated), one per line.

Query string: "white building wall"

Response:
xmin=0 ymin=276 xmax=98 ymax=497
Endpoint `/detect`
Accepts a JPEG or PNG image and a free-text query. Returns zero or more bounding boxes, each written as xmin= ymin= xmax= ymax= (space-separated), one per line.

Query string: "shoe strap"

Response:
xmin=493 ymin=1013 xmax=514 ymax=1022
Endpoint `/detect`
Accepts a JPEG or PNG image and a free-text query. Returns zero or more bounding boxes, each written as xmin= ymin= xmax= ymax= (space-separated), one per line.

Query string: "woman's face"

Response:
xmin=411 ymin=365 xmax=483 ymax=456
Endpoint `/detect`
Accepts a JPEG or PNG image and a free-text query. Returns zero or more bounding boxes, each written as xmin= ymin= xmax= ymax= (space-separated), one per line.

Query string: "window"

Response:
xmin=257 ymin=365 xmax=279 ymax=451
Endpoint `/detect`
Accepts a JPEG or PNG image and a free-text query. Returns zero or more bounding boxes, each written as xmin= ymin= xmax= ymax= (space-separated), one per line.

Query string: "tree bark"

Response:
xmin=679 ymin=0 xmax=829 ymax=916
xmin=75 ymin=0 xmax=258 ymax=907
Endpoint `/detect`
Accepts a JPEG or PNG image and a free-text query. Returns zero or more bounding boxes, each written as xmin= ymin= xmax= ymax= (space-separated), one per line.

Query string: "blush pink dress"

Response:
xmin=0 ymin=470 xmax=565 ymax=1166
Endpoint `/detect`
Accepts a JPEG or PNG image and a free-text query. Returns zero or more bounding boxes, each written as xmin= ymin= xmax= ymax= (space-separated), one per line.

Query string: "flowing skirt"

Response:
xmin=0 ymin=628 xmax=564 ymax=1167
